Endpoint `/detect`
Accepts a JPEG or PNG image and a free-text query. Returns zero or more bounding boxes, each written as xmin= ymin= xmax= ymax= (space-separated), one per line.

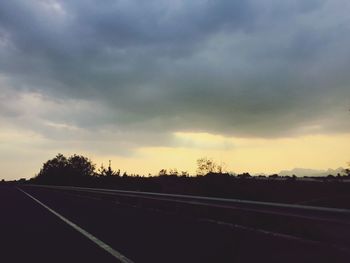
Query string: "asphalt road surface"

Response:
xmin=0 ymin=185 xmax=118 ymax=263
xmin=1 ymin=185 xmax=349 ymax=262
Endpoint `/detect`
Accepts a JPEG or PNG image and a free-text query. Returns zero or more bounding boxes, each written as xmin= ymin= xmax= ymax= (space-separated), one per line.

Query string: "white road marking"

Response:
xmin=17 ymin=187 xmax=134 ymax=263
xmin=32 ymin=184 xmax=350 ymax=214
xmin=198 ymin=218 xmax=350 ymax=253
xmin=31 ymin=185 xmax=350 ymax=225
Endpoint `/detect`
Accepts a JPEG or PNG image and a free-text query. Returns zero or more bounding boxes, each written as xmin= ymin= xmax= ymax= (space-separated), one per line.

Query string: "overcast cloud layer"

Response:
xmin=1 ymin=0 xmax=350 ymax=153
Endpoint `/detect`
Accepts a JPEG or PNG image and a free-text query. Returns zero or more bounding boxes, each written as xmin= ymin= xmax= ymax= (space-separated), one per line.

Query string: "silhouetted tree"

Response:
xmin=169 ymin=168 xmax=178 ymax=177
xmin=180 ymin=171 xmax=189 ymax=177
xmin=196 ymin=157 xmax=226 ymax=175
xmin=68 ymin=154 xmax=96 ymax=178
xmin=98 ymin=160 xmax=119 ymax=177
xmin=159 ymin=169 xmax=167 ymax=176
xmin=344 ymin=162 xmax=350 ymax=176
xmin=98 ymin=164 xmax=107 ymax=177
xmin=36 ymin=153 xmax=69 ymax=183
xmin=237 ymin=172 xmax=251 ymax=178
xmin=35 ymin=153 xmax=96 ymax=184
xmin=197 ymin=157 xmax=216 ymax=175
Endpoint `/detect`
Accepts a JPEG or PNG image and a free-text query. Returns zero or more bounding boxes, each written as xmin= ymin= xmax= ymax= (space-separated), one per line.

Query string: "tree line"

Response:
xmin=4 ymin=153 xmax=346 ymax=207
xmin=33 ymin=153 xmax=350 ymax=183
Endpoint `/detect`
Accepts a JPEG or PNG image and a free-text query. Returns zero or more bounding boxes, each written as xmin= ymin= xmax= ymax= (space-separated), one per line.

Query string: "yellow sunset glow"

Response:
xmin=95 ymin=132 xmax=350 ymax=176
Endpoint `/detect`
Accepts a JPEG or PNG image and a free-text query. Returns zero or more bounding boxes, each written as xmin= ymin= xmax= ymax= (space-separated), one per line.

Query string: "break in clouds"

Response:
xmin=1 ymin=0 xmax=350 ymax=152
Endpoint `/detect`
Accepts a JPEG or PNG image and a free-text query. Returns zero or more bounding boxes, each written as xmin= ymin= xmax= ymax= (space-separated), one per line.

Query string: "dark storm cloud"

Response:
xmin=1 ymin=0 xmax=350 ymax=148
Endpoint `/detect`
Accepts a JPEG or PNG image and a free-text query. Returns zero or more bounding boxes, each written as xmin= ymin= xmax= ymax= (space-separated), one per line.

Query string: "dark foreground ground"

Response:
xmin=1 ymin=185 xmax=349 ymax=263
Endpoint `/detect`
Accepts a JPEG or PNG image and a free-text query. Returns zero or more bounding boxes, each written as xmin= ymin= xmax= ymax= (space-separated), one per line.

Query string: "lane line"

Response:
xmin=32 ymin=185 xmax=350 ymax=224
xmin=17 ymin=187 xmax=134 ymax=263
xmin=198 ymin=218 xmax=350 ymax=253
xmin=30 ymin=184 xmax=350 ymax=214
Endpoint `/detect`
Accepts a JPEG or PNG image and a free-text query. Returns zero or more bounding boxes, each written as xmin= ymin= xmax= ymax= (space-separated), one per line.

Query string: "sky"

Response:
xmin=1 ymin=0 xmax=350 ymax=180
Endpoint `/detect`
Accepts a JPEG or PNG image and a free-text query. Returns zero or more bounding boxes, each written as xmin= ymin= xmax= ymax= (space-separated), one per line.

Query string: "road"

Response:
xmin=0 ymin=185 xmax=118 ymax=263
xmin=1 ymin=184 xmax=349 ymax=262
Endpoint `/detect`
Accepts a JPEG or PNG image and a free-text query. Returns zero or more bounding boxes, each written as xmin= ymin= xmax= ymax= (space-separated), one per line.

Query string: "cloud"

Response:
xmin=0 ymin=0 xmax=350 ymax=155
